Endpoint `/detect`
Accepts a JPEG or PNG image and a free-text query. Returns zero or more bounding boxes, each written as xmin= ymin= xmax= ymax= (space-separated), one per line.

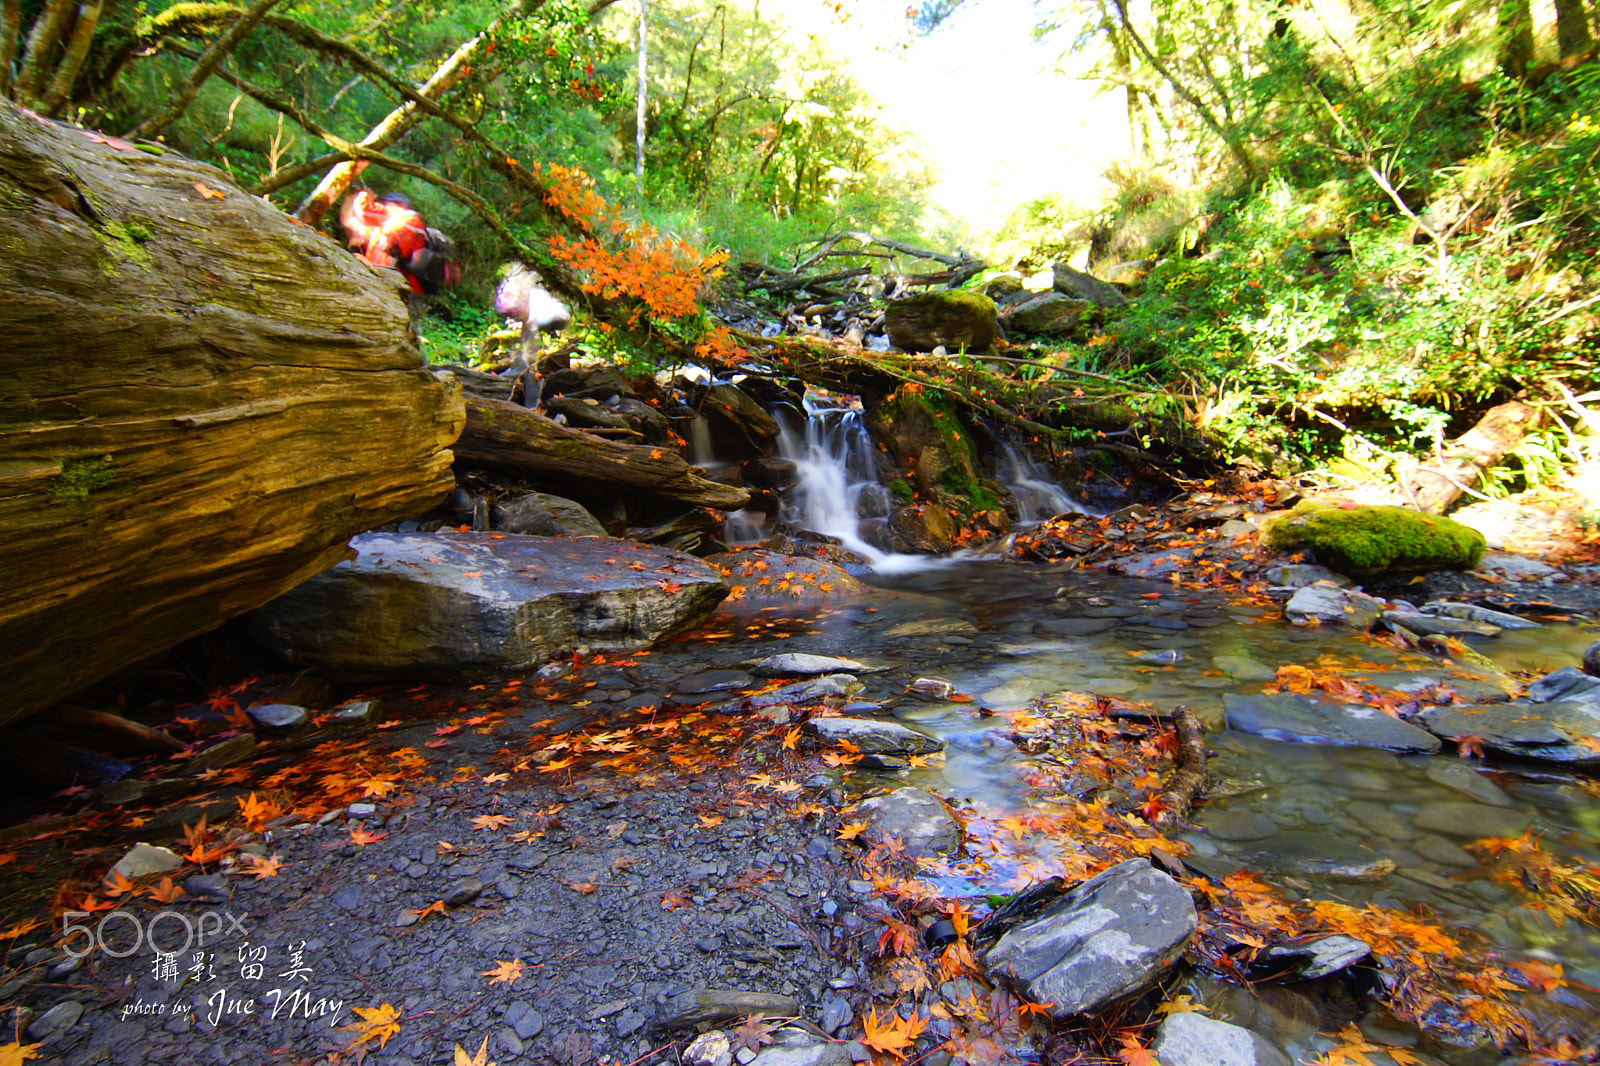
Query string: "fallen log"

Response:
xmin=0 ymin=102 xmax=463 ymax=727
xmin=455 ymin=396 xmax=751 ymax=510
xmin=1393 ymin=401 xmax=1543 ymax=514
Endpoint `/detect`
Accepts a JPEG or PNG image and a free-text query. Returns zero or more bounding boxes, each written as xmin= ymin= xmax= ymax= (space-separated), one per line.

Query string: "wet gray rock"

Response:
xmin=246 ymin=702 xmax=308 ymax=732
xmin=677 ymin=670 xmax=755 ymax=694
xmin=1424 ymin=760 xmax=1514 ymax=807
xmin=685 ymin=1030 xmax=733 ymax=1066
xmin=445 ymin=877 xmax=484 ymax=907
xmin=505 ymin=1001 xmax=543 ymax=1040
xmin=1234 ymin=831 xmax=1394 ymax=881
xmin=1381 ymin=611 xmax=1500 ymax=638
xmin=1284 ymin=586 xmax=1384 ymax=628
xmin=661 ymin=990 xmax=801 ymax=1027
xmin=1420 ymin=601 xmax=1540 ymax=629
xmin=807 ymin=718 xmax=943 ymax=756
xmin=26 ymin=1000 xmax=84 ymax=1041
xmin=1418 ymin=701 xmax=1600 ymax=766
xmin=1151 ymin=1011 xmax=1291 ymax=1066
xmin=1224 ymin=693 xmax=1441 ymax=753
xmin=1526 ymin=666 xmax=1600 ymax=704
xmin=110 ymin=842 xmax=184 ymax=881
xmin=247 ymin=532 xmax=728 ymax=678
xmin=744 ymin=676 xmax=862 ymax=709
xmin=1211 ymin=655 xmax=1278 ymax=682
xmin=1196 ymin=810 xmax=1279 ymax=842
xmin=751 ymin=654 xmax=868 ymax=678
xmin=1109 ymin=547 xmax=1205 ymax=579
xmin=1412 ymin=802 xmax=1533 ymax=839
xmin=1257 ymin=934 xmax=1371 ymax=980
xmin=819 ymin=993 xmax=853 ymax=1034
xmin=856 ymin=787 xmax=963 ymax=856
xmin=493 ymin=492 xmax=608 ymax=537
xmin=749 ymin=1028 xmax=854 ymax=1066
xmin=1584 ymin=638 xmax=1600 ymax=677
xmin=982 ymin=858 xmax=1196 ymax=1018
xmin=1262 ymin=564 xmax=1348 ymax=587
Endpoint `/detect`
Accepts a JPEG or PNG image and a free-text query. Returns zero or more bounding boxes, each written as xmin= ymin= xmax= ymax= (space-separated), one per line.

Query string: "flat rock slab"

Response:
xmin=807 ymin=717 xmax=944 ymax=756
xmin=1418 ymin=701 xmax=1600 ymax=766
xmin=751 ymin=654 xmax=870 ymax=677
xmin=1234 ymin=830 xmax=1395 ymax=881
xmin=1284 ymin=585 xmax=1384 ymax=627
xmin=248 ymin=532 xmax=727 ymax=678
xmin=660 ymin=990 xmax=800 ymax=1027
xmin=983 ymin=859 xmax=1196 ymax=1018
xmin=1224 ymin=693 xmax=1441 ymax=753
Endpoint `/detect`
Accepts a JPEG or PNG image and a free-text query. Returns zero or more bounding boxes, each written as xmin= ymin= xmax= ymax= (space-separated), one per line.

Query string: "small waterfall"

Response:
xmin=994 ymin=438 xmax=1090 ymax=525
xmin=776 ymin=396 xmax=922 ymax=571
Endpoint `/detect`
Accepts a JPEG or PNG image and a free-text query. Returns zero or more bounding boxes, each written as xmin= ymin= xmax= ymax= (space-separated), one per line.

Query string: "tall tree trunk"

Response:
xmin=14 ymin=0 xmax=76 ymax=102
xmin=0 ymin=0 xmax=22 ymax=98
xmin=1553 ymin=0 xmax=1593 ymax=56
xmin=38 ymin=0 xmax=108 ymax=116
xmin=1498 ymin=0 xmax=1534 ymax=78
xmin=635 ymin=0 xmax=648 ymax=200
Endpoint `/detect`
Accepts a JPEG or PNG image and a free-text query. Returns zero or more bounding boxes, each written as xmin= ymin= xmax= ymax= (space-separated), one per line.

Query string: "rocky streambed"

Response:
xmin=4 ymin=529 xmax=1600 ymax=1066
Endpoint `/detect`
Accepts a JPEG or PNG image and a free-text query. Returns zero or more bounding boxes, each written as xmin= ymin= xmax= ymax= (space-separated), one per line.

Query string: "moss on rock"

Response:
xmin=1264 ymin=501 xmax=1485 ymax=573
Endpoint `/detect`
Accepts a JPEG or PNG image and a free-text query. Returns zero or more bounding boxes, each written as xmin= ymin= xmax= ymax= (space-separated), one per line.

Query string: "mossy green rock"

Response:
xmin=1264 ymin=502 xmax=1485 ymax=573
xmin=885 ymin=291 xmax=997 ymax=352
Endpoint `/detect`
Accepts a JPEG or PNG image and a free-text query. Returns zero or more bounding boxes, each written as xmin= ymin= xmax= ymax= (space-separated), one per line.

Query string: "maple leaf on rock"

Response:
xmin=340 ymin=1002 xmax=402 ymax=1048
xmin=730 ymin=1014 xmax=780 ymax=1054
xmin=482 ymin=959 xmax=525 ymax=986
xmin=454 ymin=1037 xmax=496 ymax=1066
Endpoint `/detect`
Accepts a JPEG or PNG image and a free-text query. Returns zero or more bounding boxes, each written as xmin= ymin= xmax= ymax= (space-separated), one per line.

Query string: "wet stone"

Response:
xmin=505 ymin=1002 xmax=544 ymax=1040
xmin=446 ymin=877 xmax=485 ymax=907
xmin=675 ymin=670 xmax=755 ymax=695
xmin=1234 ymin=831 xmax=1394 ymax=881
xmin=1412 ymin=802 xmax=1532 ymax=839
xmin=1197 ymin=810 xmax=1279 ymax=842
xmin=1424 ymin=760 xmax=1514 ymax=806
xmin=1414 ymin=835 xmax=1478 ymax=868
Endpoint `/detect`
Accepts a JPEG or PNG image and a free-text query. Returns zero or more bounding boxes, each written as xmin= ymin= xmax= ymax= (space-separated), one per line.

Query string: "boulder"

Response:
xmin=885 ymin=291 xmax=998 ymax=352
xmin=1224 ymin=693 xmax=1441 ymax=753
xmin=1417 ymin=701 xmax=1600 ymax=766
xmin=1264 ymin=502 xmax=1485 ymax=573
xmin=750 ymin=653 xmax=869 ymax=677
xmin=806 ymin=717 xmax=944 ymax=756
xmin=707 ymin=550 xmax=869 ymax=604
xmin=855 ymin=787 xmax=963 ymax=856
xmin=1005 ymin=292 xmax=1093 ymax=334
xmin=0 ymin=102 xmax=463 ymax=726
xmin=493 ymin=492 xmax=608 ymax=537
xmin=247 ymin=532 xmax=728 ymax=678
xmin=1151 ymin=1011 xmax=1291 ymax=1066
xmin=1283 ymin=585 xmax=1385 ymax=628
xmin=1050 ymin=263 xmax=1129 ymax=307
xmin=983 ymin=859 xmax=1196 ymax=1017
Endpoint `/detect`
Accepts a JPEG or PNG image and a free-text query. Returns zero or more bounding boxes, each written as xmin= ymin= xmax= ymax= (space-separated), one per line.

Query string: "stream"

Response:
xmin=663 ymin=391 xmax=1600 ymax=1060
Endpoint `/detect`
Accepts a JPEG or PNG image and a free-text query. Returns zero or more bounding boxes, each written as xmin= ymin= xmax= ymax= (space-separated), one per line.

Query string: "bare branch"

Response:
xmin=126 ymin=0 xmax=287 ymax=140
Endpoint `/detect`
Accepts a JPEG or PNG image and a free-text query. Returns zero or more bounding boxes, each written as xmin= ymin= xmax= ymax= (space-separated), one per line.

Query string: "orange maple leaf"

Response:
xmin=859 ymin=1006 xmax=928 ymax=1059
xmin=148 ymin=876 xmax=187 ymax=903
xmin=481 ymin=959 xmax=526 ymax=986
xmin=1114 ymin=1032 xmax=1158 ymax=1066
xmin=339 ymin=1002 xmax=401 ymax=1049
xmin=348 ymin=826 xmax=387 ymax=847
xmin=240 ymin=855 xmax=282 ymax=881
xmin=410 ymin=900 xmax=448 ymax=922
xmin=472 ymin=814 xmax=513 ymax=832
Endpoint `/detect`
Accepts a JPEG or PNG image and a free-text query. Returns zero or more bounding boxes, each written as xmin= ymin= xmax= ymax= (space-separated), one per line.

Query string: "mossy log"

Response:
xmin=0 ymin=102 xmax=465 ymax=726
xmin=456 ymin=396 xmax=751 ymax=510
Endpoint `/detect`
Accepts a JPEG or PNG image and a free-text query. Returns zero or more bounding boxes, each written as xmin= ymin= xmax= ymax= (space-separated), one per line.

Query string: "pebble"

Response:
xmin=505 ymin=1002 xmax=544 ymax=1040
xmin=26 ymin=1001 xmax=83 ymax=1040
xmin=446 ymin=877 xmax=484 ymax=907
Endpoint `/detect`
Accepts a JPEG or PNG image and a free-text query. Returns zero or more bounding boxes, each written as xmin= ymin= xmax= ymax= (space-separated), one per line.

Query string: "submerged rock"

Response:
xmin=855 ymin=787 xmax=963 ymax=856
xmin=982 ymin=858 xmax=1196 ymax=1018
xmin=1224 ymin=693 xmax=1441 ymax=754
xmin=248 ymin=532 xmax=727 ymax=678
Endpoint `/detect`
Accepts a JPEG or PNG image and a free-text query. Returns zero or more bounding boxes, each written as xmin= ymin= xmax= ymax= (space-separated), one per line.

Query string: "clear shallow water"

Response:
xmin=678 ymin=557 xmax=1600 ymax=1053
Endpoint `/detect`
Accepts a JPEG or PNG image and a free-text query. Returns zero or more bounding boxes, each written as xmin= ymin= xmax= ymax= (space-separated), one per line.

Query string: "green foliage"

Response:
xmin=1264 ymin=501 xmax=1486 ymax=572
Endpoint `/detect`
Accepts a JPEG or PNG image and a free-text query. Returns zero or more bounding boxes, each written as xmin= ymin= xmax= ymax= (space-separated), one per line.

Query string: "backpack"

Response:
xmin=403 ymin=227 xmax=461 ymax=295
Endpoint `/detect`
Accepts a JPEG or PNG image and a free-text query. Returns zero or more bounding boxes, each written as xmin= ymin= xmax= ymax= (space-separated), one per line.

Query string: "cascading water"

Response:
xmin=769 ymin=395 xmax=1087 ymax=572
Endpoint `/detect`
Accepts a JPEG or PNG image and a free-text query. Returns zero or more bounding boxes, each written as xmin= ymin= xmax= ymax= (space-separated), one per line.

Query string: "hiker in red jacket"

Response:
xmin=342 ymin=188 xmax=428 ymax=294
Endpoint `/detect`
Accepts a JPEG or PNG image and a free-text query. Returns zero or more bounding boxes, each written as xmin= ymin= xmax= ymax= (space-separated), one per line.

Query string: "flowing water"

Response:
xmin=687 ymin=402 xmax=1600 ymax=1057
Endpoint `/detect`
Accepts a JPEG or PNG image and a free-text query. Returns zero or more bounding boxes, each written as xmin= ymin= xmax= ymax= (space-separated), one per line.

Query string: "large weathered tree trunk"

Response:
xmin=457 ymin=396 xmax=750 ymax=510
xmin=0 ymin=101 xmax=465 ymax=725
